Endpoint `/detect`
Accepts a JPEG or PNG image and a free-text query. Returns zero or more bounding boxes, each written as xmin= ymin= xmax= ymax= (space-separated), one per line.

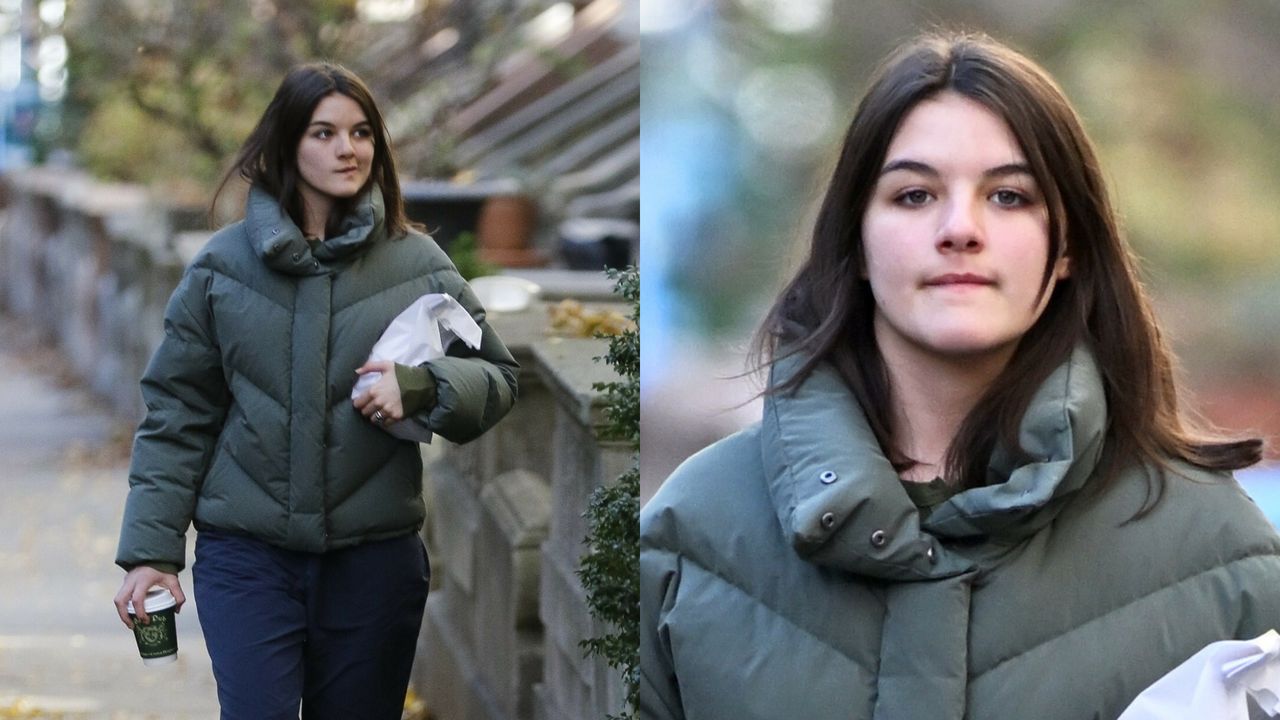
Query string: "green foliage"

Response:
xmin=75 ymin=94 xmax=217 ymax=203
xmin=580 ymin=266 xmax=639 ymax=720
xmin=447 ymin=232 xmax=500 ymax=281
xmin=579 ymin=467 xmax=639 ymax=720
xmin=595 ymin=267 xmax=639 ymax=443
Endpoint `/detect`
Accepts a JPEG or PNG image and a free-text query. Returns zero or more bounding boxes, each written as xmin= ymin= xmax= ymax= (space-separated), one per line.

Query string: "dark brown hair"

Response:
xmin=212 ymin=62 xmax=412 ymax=238
xmin=754 ymin=31 xmax=1260 ymax=507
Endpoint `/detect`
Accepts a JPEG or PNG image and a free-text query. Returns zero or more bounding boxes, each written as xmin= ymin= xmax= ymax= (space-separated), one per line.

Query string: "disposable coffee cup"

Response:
xmin=126 ymin=587 xmax=178 ymax=666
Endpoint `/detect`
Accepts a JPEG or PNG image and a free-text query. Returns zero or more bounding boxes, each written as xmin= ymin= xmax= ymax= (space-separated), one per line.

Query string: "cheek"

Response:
xmin=1000 ymin=228 xmax=1056 ymax=307
xmin=861 ymin=220 xmax=914 ymax=288
xmin=297 ymin=144 xmax=321 ymax=170
xmin=989 ymin=206 xmax=1049 ymax=249
xmin=860 ymin=211 xmax=893 ymax=278
xmin=862 ymin=247 xmax=915 ymax=310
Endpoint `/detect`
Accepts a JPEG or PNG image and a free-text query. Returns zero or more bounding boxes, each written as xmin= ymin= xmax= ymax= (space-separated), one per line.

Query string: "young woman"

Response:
xmin=640 ymin=32 xmax=1280 ymax=719
xmin=113 ymin=63 xmax=518 ymax=717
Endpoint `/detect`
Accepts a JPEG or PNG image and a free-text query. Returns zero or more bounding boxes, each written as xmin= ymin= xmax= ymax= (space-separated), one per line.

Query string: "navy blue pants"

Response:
xmin=192 ymin=527 xmax=430 ymax=720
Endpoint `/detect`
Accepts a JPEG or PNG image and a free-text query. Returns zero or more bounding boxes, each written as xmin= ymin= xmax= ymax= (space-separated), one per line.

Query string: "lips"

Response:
xmin=924 ymin=272 xmax=996 ymax=287
xmin=336 ymin=166 xmax=359 ymax=174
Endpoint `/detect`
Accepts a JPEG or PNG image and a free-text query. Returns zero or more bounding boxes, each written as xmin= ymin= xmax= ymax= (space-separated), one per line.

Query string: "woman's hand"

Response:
xmin=114 ymin=566 xmax=185 ymax=629
xmin=354 ymin=359 xmax=404 ymax=427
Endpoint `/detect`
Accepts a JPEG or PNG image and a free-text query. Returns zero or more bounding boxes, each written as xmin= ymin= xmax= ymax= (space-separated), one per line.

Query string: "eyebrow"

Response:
xmin=879 ymin=159 xmax=1034 ymax=180
xmin=307 ymin=120 xmax=371 ymax=128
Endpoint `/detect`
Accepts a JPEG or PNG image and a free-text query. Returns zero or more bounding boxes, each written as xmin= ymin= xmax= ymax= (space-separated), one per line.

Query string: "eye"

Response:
xmin=894 ymin=189 xmax=933 ymax=207
xmin=313 ymin=129 xmax=332 ymax=139
xmin=991 ymin=189 xmax=1031 ymax=207
xmin=354 ymin=127 xmax=373 ymax=138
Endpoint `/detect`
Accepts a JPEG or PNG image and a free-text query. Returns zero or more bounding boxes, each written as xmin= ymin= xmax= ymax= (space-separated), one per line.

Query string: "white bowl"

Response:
xmin=468 ymin=276 xmax=542 ymax=313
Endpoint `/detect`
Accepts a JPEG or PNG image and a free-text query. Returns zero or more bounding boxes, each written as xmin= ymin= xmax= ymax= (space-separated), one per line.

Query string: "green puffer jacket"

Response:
xmin=641 ymin=347 xmax=1280 ymax=719
xmin=116 ymin=187 xmax=518 ymax=571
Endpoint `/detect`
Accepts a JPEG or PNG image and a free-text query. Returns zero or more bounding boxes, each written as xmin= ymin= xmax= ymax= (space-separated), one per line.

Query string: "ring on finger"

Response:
xmin=372 ymin=409 xmax=386 ymax=424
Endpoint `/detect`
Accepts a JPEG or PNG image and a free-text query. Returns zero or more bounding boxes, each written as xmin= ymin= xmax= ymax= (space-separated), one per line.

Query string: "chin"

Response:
xmin=918 ymin=330 xmax=1021 ymax=359
xmin=326 ymin=184 xmax=366 ymax=199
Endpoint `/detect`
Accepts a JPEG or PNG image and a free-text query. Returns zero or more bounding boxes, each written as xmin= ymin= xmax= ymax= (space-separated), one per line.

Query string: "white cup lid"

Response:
xmin=127 ymin=586 xmax=176 ymax=615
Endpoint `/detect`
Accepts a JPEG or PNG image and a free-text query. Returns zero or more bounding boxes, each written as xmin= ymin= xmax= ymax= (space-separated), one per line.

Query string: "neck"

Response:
xmin=875 ymin=318 xmax=1016 ymax=484
xmin=298 ymin=187 xmax=331 ymax=240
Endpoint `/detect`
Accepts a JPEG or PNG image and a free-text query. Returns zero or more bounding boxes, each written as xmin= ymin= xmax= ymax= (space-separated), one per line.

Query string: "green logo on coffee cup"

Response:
xmin=137 ymin=615 xmax=167 ymax=646
xmin=132 ymin=610 xmax=177 ymax=659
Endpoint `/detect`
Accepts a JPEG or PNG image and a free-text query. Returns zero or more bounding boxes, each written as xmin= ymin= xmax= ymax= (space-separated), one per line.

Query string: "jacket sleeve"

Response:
xmin=1232 ymin=548 xmax=1280 ymax=636
xmin=409 ymin=272 xmax=518 ymax=444
xmin=641 ymin=537 xmax=686 ymax=720
xmin=116 ymin=266 xmax=229 ymax=572
xmin=1234 ymin=548 xmax=1280 ymax=720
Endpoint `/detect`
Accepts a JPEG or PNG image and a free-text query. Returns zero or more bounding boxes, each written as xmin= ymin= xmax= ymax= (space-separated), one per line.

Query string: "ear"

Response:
xmin=1054 ymin=254 xmax=1071 ymax=279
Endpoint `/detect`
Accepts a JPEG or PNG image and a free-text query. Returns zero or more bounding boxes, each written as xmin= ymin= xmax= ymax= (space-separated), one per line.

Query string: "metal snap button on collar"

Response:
xmin=819 ymin=470 xmax=837 ymax=484
xmin=820 ymin=512 xmax=836 ymax=529
xmin=869 ymin=529 xmax=888 ymax=548
xmin=925 ymin=545 xmax=936 ymax=563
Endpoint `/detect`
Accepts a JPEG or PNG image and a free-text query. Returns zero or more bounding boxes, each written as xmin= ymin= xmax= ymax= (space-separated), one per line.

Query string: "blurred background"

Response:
xmin=640 ymin=0 xmax=1280 ymax=513
xmin=6 ymin=0 xmax=639 ymax=265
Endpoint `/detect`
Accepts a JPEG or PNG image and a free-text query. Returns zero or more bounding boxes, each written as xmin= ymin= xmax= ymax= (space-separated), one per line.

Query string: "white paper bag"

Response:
xmin=352 ymin=293 xmax=482 ymax=443
xmin=1118 ymin=630 xmax=1280 ymax=720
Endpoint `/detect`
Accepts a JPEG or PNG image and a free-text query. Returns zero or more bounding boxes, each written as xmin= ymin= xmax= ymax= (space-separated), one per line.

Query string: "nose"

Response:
xmin=335 ymin=132 xmax=355 ymax=158
xmin=936 ymin=198 xmax=984 ymax=253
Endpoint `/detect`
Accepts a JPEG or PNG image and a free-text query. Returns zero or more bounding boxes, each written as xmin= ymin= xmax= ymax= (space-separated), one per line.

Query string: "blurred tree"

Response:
xmin=59 ymin=0 xmax=561 ymax=199
xmin=62 ymin=0 xmax=360 ymax=199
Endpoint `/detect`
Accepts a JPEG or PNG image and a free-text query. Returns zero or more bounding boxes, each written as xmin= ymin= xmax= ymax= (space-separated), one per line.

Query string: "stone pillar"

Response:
xmin=534 ymin=422 xmax=630 ymax=720
xmin=415 ymin=310 xmax=626 ymax=720
xmin=476 ymin=470 xmax=550 ymax=719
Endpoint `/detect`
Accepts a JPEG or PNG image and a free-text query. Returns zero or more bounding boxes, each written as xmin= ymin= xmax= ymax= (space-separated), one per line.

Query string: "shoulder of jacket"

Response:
xmin=1161 ymin=461 xmax=1280 ymax=542
xmin=1141 ymin=459 xmax=1261 ymax=514
xmin=386 ymin=228 xmax=454 ymax=266
xmin=641 ymin=424 xmax=766 ymax=544
xmin=369 ymin=229 xmax=462 ymax=287
xmin=1080 ymin=458 xmax=1280 ymax=562
xmin=187 ymin=220 xmax=252 ymax=275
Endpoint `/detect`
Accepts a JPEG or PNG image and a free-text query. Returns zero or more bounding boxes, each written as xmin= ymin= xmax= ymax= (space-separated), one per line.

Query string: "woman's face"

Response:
xmin=861 ymin=91 xmax=1069 ymax=362
xmin=296 ymin=93 xmax=375 ymax=209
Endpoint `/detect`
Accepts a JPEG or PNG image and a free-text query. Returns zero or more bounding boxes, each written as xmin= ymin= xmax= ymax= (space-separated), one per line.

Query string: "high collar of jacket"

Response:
xmin=246 ymin=185 xmax=386 ymax=275
xmin=760 ymin=344 xmax=1107 ymax=581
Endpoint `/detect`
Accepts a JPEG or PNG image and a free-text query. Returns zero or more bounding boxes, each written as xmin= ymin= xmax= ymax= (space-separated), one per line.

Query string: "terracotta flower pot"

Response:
xmin=476 ymin=194 xmax=546 ymax=267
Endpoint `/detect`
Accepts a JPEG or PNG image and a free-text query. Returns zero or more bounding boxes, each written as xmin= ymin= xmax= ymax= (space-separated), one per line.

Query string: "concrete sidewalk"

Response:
xmin=0 ymin=315 xmax=219 ymax=719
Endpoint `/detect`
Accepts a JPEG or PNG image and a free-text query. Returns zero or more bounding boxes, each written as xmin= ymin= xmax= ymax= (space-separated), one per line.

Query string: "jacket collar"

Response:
xmin=760 ymin=345 xmax=1106 ymax=580
xmin=246 ymin=185 xmax=386 ymax=275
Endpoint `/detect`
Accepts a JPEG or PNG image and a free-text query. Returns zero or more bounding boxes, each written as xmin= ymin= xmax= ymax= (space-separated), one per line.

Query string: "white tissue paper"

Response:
xmin=1118 ymin=630 xmax=1280 ymax=720
xmin=351 ymin=293 xmax=482 ymax=443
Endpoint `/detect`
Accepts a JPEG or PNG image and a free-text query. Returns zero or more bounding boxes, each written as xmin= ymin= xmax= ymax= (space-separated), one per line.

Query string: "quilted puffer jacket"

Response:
xmin=641 ymin=346 xmax=1280 ymax=719
xmin=116 ymin=186 xmax=517 ymax=570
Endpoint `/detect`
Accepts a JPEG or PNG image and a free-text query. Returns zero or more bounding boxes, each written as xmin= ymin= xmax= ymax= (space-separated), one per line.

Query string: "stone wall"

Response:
xmin=0 ymin=168 xmax=176 ymax=420
xmin=417 ymin=310 xmax=628 ymax=720
xmin=0 ymin=167 xmax=628 ymax=719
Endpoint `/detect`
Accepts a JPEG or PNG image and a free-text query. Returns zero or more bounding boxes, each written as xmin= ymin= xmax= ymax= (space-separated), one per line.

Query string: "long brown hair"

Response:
xmin=754 ymin=31 xmax=1260 ymax=508
xmin=212 ymin=62 xmax=413 ymax=238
